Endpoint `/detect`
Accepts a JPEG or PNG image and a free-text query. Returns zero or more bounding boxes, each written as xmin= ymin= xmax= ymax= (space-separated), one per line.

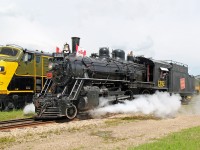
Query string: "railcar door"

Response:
xmin=15 ymin=52 xmax=35 ymax=91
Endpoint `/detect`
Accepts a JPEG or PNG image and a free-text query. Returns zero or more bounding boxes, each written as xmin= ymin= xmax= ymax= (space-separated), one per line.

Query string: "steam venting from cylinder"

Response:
xmin=72 ymin=37 xmax=80 ymax=54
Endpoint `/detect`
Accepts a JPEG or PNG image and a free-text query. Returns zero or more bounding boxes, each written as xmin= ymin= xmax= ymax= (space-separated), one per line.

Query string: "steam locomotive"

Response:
xmin=33 ymin=37 xmax=195 ymax=120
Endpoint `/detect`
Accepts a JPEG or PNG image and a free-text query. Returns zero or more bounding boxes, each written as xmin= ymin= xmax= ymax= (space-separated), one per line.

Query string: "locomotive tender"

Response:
xmin=33 ymin=37 xmax=195 ymax=120
xmin=0 ymin=44 xmax=52 ymax=110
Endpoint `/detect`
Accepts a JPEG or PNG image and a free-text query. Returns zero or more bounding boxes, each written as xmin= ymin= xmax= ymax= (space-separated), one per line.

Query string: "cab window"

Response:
xmin=0 ymin=47 xmax=18 ymax=56
xmin=160 ymin=71 xmax=168 ymax=79
xmin=23 ymin=53 xmax=34 ymax=62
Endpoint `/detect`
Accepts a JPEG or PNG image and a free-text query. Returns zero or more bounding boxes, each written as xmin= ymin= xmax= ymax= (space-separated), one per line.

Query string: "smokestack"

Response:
xmin=72 ymin=37 xmax=80 ymax=54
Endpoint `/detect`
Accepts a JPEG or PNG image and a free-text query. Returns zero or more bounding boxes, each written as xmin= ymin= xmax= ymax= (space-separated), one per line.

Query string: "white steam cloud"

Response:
xmin=90 ymin=91 xmax=182 ymax=118
xmin=23 ymin=103 xmax=35 ymax=115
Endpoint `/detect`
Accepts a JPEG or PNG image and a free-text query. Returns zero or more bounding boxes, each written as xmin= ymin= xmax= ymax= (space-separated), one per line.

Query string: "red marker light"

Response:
xmin=47 ymin=72 xmax=53 ymax=79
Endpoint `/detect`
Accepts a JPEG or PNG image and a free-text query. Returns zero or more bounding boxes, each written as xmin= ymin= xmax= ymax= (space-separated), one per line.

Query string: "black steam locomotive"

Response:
xmin=33 ymin=37 xmax=195 ymax=119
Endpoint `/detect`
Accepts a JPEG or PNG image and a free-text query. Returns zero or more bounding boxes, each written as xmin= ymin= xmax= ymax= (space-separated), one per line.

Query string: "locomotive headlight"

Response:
xmin=48 ymin=62 xmax=53 ymax=70
xmin=0 ymin=66 xmax=5 ymax=73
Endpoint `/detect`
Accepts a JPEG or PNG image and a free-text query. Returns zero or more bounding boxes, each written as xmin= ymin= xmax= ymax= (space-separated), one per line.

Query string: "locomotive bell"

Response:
xmin=63 ymin=43 xmax=70 ymax=53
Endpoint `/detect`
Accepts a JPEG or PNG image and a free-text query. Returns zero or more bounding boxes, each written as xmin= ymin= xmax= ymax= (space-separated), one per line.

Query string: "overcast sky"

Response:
xmin=0 ymin=0 xmax=200 ymax=75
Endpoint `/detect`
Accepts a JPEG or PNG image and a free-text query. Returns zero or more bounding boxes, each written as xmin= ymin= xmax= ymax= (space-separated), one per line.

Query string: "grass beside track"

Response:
xmin=130 ymin=126 xmax=200 ymax=150
xmin=0 ymin=110 xmax=35 ymax=121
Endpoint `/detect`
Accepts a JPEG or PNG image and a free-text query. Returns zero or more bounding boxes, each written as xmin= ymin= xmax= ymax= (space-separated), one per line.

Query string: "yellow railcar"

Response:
xmin=0 ymin=44 xmax=52 ymax=110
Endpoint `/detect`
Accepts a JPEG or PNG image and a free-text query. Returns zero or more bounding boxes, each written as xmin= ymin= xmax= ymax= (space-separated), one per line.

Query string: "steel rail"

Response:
xmin=0 ymin=118 xmax=34 ymax=125
xmin=0 ymin=119 xmax=55 ymax=131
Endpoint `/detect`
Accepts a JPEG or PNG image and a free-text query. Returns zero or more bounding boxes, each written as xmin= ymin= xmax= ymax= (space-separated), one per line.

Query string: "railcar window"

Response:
xmin=28 ymin=54 xmax=33 ymax=61
xmin=0 ymin=48 xmax=18 ymax=56
xmin=36 ymin=56 xmax=40 ymax=63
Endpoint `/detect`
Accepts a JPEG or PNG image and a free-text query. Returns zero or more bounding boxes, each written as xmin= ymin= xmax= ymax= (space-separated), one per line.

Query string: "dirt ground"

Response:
xmin=1 ymin=103 xmax=200 ymax=150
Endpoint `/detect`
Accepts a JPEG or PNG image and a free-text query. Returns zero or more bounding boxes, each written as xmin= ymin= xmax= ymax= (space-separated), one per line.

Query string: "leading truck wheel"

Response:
xmin=66 ymin=104 xmax=77 ymax=120
xmin=141 ymin=89 xmax=150 ymax=94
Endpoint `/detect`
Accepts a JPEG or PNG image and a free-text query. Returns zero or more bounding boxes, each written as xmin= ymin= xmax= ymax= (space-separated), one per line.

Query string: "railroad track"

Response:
xmin=0 ymin=118 xmax=55 ymax=131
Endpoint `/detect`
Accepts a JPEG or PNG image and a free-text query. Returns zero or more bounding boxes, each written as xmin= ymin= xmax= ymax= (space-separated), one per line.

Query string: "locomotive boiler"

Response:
xmin=33 ymin=37 xmax=195 ymax=120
